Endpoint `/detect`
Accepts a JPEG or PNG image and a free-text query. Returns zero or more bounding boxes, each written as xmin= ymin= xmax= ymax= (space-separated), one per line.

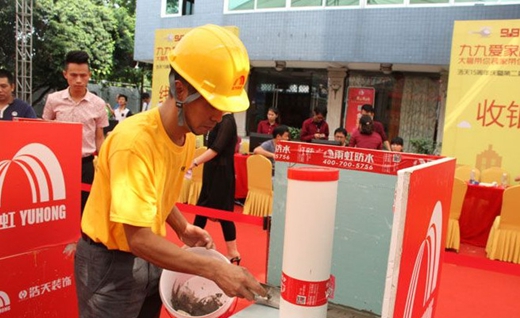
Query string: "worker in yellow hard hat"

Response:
xmin=75 ymin=24 xmax=267 ymax=317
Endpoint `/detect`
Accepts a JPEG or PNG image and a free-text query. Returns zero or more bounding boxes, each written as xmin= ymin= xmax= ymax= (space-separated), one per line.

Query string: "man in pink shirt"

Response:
xmin=43 ymin=50 xmax=108 ymax=214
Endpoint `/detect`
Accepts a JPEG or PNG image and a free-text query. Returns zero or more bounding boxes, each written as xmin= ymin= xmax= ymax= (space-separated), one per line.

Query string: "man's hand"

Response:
xmin=210 ymin=262 xmax=268 ymax=301
xmin=179 ymin=224 xmax=215 ymax=249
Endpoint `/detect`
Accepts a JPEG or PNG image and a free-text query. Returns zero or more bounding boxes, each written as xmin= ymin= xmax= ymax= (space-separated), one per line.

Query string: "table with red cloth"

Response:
xmin=459 ymin=183 xmax=505 ymax=247
xmin=234 ymin=153 xmax=249 ymax=199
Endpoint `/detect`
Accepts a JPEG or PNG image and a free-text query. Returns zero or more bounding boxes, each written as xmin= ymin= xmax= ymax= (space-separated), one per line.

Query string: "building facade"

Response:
xmin=134 ymin=0 xmax=520 ymax=152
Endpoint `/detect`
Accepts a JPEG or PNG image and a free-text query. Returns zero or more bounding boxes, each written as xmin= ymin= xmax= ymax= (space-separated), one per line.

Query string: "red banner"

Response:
xmin=0 ymin=120 xmax=81 ymax=317
xmin=0 ymin=120 xmax=81 ymax=257
xmin=0 ymin=243 xmax=78 ymax=317
xmin=275 ymin=141 xmax=440 ymax=175
xmin=387 ymin=158 xmax=455 ymax=318
xmin=345 ymin=87 xmax=375 ymax=133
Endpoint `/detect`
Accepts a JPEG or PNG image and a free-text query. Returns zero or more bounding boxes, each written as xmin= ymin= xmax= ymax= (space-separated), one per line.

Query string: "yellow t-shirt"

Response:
xmin=81 ymin=108 xmax=195 ymax=251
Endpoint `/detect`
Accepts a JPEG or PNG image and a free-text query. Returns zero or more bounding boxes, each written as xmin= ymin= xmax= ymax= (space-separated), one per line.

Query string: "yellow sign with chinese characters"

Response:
xmin=443 ymin=20 xmax=520 ymax=182
xmin=150 ymin=26 xmax=240 ymax=109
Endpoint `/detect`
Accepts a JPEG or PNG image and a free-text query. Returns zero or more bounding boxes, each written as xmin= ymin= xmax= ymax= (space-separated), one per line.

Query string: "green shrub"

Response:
xmin=288 ymin=126 xmax=301 ymax=140
xmin=409 ymin=138 xmax=441 ymax=155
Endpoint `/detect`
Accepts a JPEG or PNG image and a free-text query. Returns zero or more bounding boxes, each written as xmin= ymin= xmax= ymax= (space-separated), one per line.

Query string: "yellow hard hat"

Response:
xmin=168 ymin=24 xmax=250 ymax=113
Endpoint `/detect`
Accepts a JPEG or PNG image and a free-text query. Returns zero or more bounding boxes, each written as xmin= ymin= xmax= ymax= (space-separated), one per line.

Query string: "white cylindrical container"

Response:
xmin=159 ymin=247 xmax=237 ymax=318
xmin=279 ymin=167 xmax=339 ymax=318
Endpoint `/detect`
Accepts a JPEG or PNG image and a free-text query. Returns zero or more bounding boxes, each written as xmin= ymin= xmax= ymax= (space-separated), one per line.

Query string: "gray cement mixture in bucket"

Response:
xmin=170 ymin=278 xmax=225 ymax=316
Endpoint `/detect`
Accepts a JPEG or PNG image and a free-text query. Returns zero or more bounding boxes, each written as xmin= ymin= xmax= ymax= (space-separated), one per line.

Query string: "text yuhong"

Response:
xmin=0 ymin=204 xmax=66 ymax=229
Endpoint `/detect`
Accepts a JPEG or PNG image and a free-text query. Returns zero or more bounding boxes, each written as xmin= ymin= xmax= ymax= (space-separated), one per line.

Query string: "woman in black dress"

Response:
xmin=191 ymin=113 xmax=241 ymax=264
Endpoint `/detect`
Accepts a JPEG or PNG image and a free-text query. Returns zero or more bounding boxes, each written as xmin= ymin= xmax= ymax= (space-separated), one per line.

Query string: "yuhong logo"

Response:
xmin=404 ymin=201 xmax=443 ymax=318
xmin=0 ymin=143 xmax=65 ymax=208
xmin=0 ymin=143 xmax=67 ymax=229
xmin=0 ymin=291 xmax=11 ymax=314
xmin=232 ymin=76 xmax=245 ymax=90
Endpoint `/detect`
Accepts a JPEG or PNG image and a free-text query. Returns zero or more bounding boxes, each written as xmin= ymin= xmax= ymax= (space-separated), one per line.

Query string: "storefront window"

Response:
xmin=227 ymin=0 xmax=517 ymax=11
xmin=258 ymin=0 xmax=286 ymax=8
xmin=326 ymin=0 xmax=359 ymax=6
xmin=454 ymin=0 xmax=498 ymax=2
xmin=410 ymin=0 xmax=448 ymax=4
xmin=228 ymin=0 xmax=254 ymax=10
xmin=164 ymin=0 xmax=194 ymax=16
xmin=165 ymin=0 xmax=179 ymax=15
xmin=247 ymin=68 xmax=327 ymax=132
xmin=367 ymin=0 xmax=404 ymax=5
xmin=291 ymin=0 xmax=323 ymax=7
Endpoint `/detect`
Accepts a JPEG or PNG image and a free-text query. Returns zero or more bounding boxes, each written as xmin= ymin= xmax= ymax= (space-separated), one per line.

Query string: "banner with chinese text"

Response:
xmin=443 ymin=20 xmax=520 ymax=180
xmin=0 ymin=244 xmax=78 ymax=317
xmin=151 ymin=26 xmax=240 ymax=109
xmin=275 ymin=141 xmax=440 ymax=175
xmin=345 ymin=87 xmax=375 ymax=133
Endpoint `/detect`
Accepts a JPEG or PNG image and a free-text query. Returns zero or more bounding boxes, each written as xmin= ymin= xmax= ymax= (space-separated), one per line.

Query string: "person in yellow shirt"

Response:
xmin=75 ymin=25 xmax=266 ymax=317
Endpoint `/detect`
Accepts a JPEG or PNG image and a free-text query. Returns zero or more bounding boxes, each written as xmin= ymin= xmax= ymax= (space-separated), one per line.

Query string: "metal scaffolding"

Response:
xmin=15 ymin=0 xmax=33 ymax=104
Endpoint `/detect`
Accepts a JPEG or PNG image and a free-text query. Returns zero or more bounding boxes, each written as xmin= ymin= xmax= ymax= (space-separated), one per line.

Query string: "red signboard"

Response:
xmin=0 ymin=243 xmax=78 ymax=317
xmin=384 ymin=158 xmax=455 ymax=318
xmin=345 ymin=87 xmax=375 ymax=133
xmin=0 ymin=121 xmax=81 ymax=258
xmin=274 ymin=141 xmax=440 ymax=175
xmin=0 ymin=120 xmax=82 ymax=317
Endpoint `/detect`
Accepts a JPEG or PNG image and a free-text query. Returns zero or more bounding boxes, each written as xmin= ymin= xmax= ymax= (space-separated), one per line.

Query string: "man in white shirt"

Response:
xmin=114 ymin=94 xmax=133 ymax=122
xmin=141 ymin=92 xmax=151 ymax=112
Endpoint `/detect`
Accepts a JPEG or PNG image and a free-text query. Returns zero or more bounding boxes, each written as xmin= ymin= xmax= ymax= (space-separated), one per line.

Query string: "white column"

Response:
xmin=280 ymin=167 xmax=339 ymax=318
xmin=326 ymin=68 xmax=348 ymax=137
xmin=234 ymin=110 xmax=247 ymax=137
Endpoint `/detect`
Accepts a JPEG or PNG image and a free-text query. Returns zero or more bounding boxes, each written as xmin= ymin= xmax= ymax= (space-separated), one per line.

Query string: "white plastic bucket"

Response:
xmin=159 ymin=247 xmax=237 ymax=318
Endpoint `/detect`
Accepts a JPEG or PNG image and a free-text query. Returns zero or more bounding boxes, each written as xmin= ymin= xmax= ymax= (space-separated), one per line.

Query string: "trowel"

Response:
xmin=254 ymin=283 xmax=280 ymax=309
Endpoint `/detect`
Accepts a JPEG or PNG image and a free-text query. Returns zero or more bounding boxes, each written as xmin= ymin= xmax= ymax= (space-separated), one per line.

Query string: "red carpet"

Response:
xmin=436 ymin=244 xmax=520 ymax=318
xmin=161 ymin=206 xmax=520 ymax=318
xmin=443 ymin=244 xmax=520 ymax=276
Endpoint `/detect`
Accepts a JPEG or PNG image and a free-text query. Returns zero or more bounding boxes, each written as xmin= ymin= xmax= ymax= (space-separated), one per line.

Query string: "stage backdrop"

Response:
xmin=150 ymin=26 xmax=240 ymax=109
xmin=442 ymin=19 xmax=520 ymax=180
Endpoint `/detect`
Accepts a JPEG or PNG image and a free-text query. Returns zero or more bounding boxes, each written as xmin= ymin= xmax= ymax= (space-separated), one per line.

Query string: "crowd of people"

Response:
xmin=252 ymin=102 xmax=403 ymax=153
